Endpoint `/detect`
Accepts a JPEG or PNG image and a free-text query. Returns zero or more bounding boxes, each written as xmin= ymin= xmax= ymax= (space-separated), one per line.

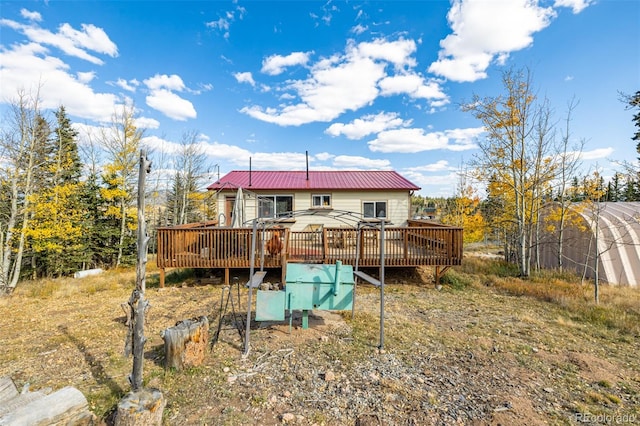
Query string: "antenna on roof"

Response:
xmin=306 ymin=150 xmax=309 ymax=180
xmin=249 ymin=157 xmax=252 ymax=187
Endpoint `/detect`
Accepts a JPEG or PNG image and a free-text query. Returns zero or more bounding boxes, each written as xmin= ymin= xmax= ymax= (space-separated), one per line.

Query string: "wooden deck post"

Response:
xmin=159 ymin=268 xmax=165 ymax=289
xmin=435 ymin=266 xmax=451 ymax=286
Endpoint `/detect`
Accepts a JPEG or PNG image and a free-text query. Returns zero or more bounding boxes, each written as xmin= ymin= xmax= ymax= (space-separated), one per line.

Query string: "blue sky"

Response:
xmin=1 ymin=0 xmax=638 ymax=196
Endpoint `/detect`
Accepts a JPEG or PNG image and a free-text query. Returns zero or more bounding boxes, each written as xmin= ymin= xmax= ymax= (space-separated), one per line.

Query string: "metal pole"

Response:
xmin=243 ymin=219 xmax=258 ymax=356
xmin=351 ymin=224 xmax=361 ymax=320
xmin=379 ymin=220 xmax=385 ymax=350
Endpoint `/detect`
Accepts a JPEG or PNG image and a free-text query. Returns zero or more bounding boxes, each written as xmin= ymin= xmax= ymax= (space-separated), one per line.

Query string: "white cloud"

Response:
xmin=402 ymin=170 xmax=459 ymax=196
xmin=367 ymin=127 xmax=483 ymax=153
xmin=234 ymin=71 xmax=256 ymax=86
xmin=351 ymin=24 xmax=368 ymax=35
xmin=378 ymin=74 xmax=449 ymax=105
xmin=206 ymin=17 xmax=230 ymax=32
xmin=135 ymin=117 xmax=160 ymax=129
xmin=0 ymin=42 xmax=120 ymax=122
xmin=144 ymin=74 xmax=186 ymax=91
xmin=145 ymin=89 xmax=196 ymax=121
xmin=20 ymin=9 xmax=42 ymax=22
xmin=73 ymin=123 xmax=104 ymax=148
xmin=315 ymin=152 xmax=335 ymax=162
xmin=369 ymin=128 xmax=449 ymax=153
xmin=554 ymin=0 xmax=593 ymax=14
xmin=579 ymin=147 xmax=614 ymax=161
xmin=332 ymin=155 xmax=391 ymax=169
xmin=142 ymin=74 xmax=196 ymax=120
xmin=325 ymin=112 xmax=410 ymax=140
xmin=58 ymin=23 xmax=118 ymax=56
xmin=356 ymin=38 xmax=417 ymax=69
xmin=429 ymin=0 xmax=556 ymax=82
xmin=242 ymin=37 xmax=438 ymax=126
xmin=261 ymin=51 xmax=312 ymax=76
xmin=205 ymin=4 xmax=246 ymax=39
xmin=115 ymin=78 xmax=139 ymax=92
xmin=0 ymin=18 xmax=119 ymax=122
xmin=77 ymin=71 xmax=95 ymax=83
xmin=406 ymin=160 xmax=454 ymax=173
xmin=0 ymin=18 xmax=118 ymax=65
xmin=243 ymin=55 xmax=386 ymax=125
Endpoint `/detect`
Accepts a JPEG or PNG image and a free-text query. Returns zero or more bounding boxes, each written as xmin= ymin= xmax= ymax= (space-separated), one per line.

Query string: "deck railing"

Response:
xmin=157 ymin=224 xmax=463 ymax=270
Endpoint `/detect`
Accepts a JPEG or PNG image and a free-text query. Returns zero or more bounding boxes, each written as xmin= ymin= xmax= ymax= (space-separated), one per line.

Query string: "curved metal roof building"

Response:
xmin=538 ymin=202 xmax=640 ymax=287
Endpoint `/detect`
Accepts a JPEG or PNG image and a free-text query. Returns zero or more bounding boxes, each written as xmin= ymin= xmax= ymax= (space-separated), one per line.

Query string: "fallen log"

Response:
xmin=0 ymin=376 xmax=18 ymax=405
xmin=160 ymin=316 xmax=209 ymax=370
xmin=0 ymin=377 xmax=96 ymax=425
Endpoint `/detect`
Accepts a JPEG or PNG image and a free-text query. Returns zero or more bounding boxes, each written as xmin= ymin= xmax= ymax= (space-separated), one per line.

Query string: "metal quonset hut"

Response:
xmin=538 ymin=202 xmax=640 ymax=287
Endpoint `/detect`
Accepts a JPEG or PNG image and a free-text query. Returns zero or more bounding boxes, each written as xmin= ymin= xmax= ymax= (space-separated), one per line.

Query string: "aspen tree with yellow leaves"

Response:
xmin=441 ymin=171 xmax=485 ymax=243
xmin=578 ymin=170 xmax=623 ymax=304
xmin=463 ymin=68 xmax=564 ymax=277
xmin=98 ymin=103 xmax=144 ymax=267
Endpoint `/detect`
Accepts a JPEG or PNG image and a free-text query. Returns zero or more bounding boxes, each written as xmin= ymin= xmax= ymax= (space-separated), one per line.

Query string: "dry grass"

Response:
xmin=0 ymin=257 xmax=639 ymax=425
xmin=454 ymin=256 xmax=640 ymax=337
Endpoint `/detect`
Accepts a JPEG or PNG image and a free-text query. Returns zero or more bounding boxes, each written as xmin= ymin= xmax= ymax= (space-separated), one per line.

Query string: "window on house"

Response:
xmin=363 ymin=201 xmax=387 ymax=219
xmin=312 ymin=194 xmax=332 ymax=208
xmin=258 ymin=195 xmax=293 ymax=218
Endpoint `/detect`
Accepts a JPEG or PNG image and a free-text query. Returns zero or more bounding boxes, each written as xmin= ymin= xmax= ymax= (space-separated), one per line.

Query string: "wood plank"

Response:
xmin=246 ymin=271 xmax=268 ymax=288
xmin=353 ymin=270 xmax=381 ymax=287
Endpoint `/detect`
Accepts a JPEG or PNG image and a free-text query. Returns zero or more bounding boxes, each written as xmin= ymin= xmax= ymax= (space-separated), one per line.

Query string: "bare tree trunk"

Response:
xmin=1 ymin=90 xmax=42 ymax=292
xmin=593 ymin=205 xmax=600 ymax=305
xmin=124 ymin=151 xmax=152 ymax=391
xmin=116 ymin=198 xmax=126 ymax=267
xmin=0 ymin=178 xmax=19 ymax=290
xmin=556 ymin=99 xmax=583 ymax=271
xmin=116 ymin=150 xmax=164 ymax=426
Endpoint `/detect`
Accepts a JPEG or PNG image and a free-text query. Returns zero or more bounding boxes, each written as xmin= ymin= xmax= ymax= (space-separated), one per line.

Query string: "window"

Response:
xmin=258 ymin=195 xmax=293 ymax=219
xmin=363 ymin=201 xmax=387 ymax=219
xmin=312 ymin=194 xmax=332 ymax=208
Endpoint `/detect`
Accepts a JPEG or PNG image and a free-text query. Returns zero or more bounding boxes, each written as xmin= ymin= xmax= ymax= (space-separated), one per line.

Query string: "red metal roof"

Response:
xmin=207 ymin=171 xmax=420 ymax=191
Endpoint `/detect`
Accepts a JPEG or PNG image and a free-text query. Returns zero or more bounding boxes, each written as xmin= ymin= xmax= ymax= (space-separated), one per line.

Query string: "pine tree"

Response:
xmin=25 ymin=106 xmax=85 ymax=277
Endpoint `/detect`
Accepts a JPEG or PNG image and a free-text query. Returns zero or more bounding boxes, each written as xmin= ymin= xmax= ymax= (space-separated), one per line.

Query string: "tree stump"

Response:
xmin=161 ymin=316 xmax=209 ymax=370
xmin=114 ymin=388 xmax=165 ymax=426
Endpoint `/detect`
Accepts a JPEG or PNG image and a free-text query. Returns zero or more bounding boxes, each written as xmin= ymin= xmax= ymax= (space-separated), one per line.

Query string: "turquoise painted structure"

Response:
xmin=255 ymin=261 xmax=355 ymax=329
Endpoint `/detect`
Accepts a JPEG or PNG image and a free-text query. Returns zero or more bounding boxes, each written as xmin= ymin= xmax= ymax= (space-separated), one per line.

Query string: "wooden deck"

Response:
xmin=156 ymin=220 xmax=463 ymax=287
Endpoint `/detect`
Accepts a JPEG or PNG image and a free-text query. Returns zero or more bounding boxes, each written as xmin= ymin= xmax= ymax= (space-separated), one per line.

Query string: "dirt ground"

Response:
xmin=0 ymin=266 xmax=638 ymax=425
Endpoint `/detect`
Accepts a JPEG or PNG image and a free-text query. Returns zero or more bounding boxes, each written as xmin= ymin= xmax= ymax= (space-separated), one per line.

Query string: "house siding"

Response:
xmin=216 ymin=189 xmax=411 ymax=231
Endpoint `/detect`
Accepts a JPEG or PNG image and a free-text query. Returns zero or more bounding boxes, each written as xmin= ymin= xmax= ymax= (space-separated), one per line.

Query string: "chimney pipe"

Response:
xmin=306 ymin=151 xmax=309 ymax=180
xmin=249 ymin=157 xmax=252 ymax=187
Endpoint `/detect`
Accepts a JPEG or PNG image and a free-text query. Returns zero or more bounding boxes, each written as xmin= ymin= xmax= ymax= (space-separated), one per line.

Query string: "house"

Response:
xmin=537 ymin=202 xmax=640 ymax=287
xmin=206 ymin=170 xmax=421 ymax=230
xmin=156 ymin=170 xmax=463 ymax=288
